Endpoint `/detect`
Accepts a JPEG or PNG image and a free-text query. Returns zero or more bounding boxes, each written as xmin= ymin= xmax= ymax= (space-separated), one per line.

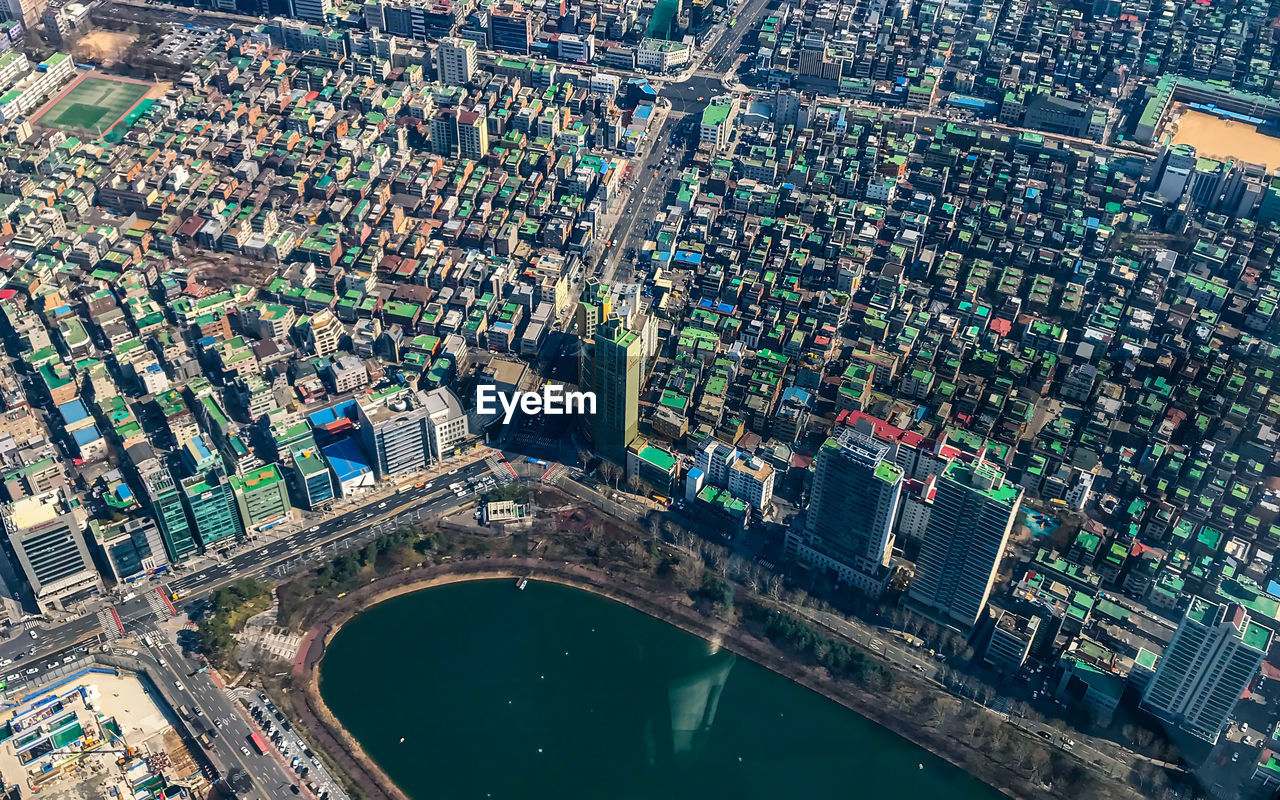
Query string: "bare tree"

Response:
xmin=924 ymin=694 xmax=960 ymax=726
xmin=600 ymin=460 xmax=623 ymax=490
xmin=891 ymin=607 xmax=907 ymax=630
xmin=674 ymin=554 xmax=702 ymax=588
xmin=577 ymin=448 xmax=593 ymax=468
xmin=906 ymin=611 xmax=926 ymax=637
xmin=661 ymin=519 xmax=683 ymax=543
xmin=766 ymin=575 xmax=783 ymax=600
xmin=644 ymin=514 xmax=662 ymax=541
xmin=1027 ymin=746 xmax=1051 ymax=780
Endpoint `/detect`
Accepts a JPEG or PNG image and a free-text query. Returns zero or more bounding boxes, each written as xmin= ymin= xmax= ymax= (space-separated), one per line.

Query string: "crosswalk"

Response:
xmin=542 ymin=463 xmax=569 ymax=484
xmin=486 ymin=455 xmax=515 ymax=484
xmin=97 ymin=608 xmax=122 ymax=641
xmin=145 ymin=590 xmax=170 ymax=621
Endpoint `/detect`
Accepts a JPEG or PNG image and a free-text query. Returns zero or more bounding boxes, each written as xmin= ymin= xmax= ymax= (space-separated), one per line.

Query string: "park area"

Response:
xmin=31 ymin=74 xmax=152 ymax=137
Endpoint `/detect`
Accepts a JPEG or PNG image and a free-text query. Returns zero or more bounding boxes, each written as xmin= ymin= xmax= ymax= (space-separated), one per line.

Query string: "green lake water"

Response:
xmin=318 ymin=579 xmax=1006 ymax=800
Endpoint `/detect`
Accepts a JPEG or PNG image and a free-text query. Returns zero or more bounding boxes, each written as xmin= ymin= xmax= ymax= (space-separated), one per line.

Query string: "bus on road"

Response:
xmin=248 ymin=732 xmax=269 ymax=755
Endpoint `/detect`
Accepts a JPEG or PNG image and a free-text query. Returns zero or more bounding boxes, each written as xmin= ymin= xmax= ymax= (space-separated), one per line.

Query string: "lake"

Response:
xmin=318 ymin=579 xmax=1006 ymax=800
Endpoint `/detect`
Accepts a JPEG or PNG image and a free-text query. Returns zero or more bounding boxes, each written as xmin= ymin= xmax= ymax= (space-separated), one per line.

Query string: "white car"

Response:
xmin=241 ymin=746 xmax=251 ymax=756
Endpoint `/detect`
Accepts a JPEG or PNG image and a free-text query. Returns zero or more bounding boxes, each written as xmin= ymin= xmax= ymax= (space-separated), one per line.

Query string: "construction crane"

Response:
xmin=49 ymin=743 xmax=139 ymax=764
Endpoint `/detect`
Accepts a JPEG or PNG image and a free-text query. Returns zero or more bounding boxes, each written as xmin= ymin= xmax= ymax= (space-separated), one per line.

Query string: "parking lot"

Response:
xmin=243 ymin=689 xmax=346 ymax=800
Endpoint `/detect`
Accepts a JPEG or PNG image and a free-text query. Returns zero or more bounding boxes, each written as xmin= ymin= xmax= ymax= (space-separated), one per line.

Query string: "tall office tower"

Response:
xmin=2 ymin=0 xmax=42 ymax=26
xmin=787 ymin=428 xmax=904 ymax=595
xmin=358 ymin=388 xmax=466 ymax=479
xmin=140 ymin=457 xmax=198 ymax=561
xmin=422 ymin=387 xmax=469 ymax=460
xmin=2 ymin=491 xmax=102 ymax=612
xmin=181 ymin=468 xmax=244 ymax=547
xmin=290 ymin=441 xmax=335 ymax=510
xmin=582 ymin=318 xmax=641 ymax=464
xmin=908 ymin=460 xmax=1022 ymax=629
xmin=1141 ymin=600 xmax=1271 ymax=743
xmin=437 ymin=36 xmax=477 ymax=85
xmin=358 ymin=393 xmax=432 ymax=479
xmin=489 ymin=1 xmax=532 ymax=53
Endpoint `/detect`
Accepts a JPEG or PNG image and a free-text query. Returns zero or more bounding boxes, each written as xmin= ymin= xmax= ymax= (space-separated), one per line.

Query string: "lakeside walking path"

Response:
xmin=285 ymin=558 xmax=1128 ymax=800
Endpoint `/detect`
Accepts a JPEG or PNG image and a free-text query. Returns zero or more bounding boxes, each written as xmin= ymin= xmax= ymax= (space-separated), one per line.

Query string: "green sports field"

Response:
xmin=35 ymin=76 xmax=150 ymax=135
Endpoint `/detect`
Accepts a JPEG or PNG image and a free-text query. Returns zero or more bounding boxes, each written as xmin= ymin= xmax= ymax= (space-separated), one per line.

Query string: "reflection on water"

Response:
xmin=651 ymin=648 xmax=736 ymax=761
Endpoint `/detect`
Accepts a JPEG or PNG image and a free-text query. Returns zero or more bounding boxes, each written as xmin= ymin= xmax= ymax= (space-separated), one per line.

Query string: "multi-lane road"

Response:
xmin=0 ymin=460 xmax=494 ymax=692
xmin=145 ymin=635 xmax=309 ymax=800
xmin=0 ymin=460 xmax=498 ymax=798
xmin=599 ymin=0 xmax=778 ymax=285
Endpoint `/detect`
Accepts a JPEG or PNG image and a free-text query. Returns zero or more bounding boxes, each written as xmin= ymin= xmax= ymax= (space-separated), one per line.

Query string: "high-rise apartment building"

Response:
xmin=786 ymin=428 xmax=903 ymax=595
xmin=1141 ymin=599 xmax=1271 ymax=743
xmin=2 ymin=491 xmax=102 ymax=612
xmin=306 ymin=309 xmax=344 ymax=358
xmin=582 ymin=317 xmax=641 ymax=464
xmin=437 ymin=36 xmax=477 ymax=85
xmin=908 ymin=460 xmax=1022 ymax=629
xmin=431 ymin=108 xmax=459 ymax=157
xmin=458 ymin=109 xmax=489 ymax=160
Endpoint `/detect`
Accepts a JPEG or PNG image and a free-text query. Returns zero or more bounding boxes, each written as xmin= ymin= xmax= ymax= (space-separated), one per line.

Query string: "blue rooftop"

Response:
xmin=309 ymin=399 xmax=358 ymax=429
xmin=58 ymin=400 xmax=89 ymax=426
xmin=780 ymin=386 xmax=812 ymax=406
xmin=72 ymin=426 xmax=102 ymax=446
xmin=323 ymin=438 xmax=371 ymax=482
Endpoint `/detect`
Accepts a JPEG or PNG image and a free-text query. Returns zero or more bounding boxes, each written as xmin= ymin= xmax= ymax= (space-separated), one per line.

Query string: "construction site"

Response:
xmin=0 ymin=666 xmax=202 ymax=800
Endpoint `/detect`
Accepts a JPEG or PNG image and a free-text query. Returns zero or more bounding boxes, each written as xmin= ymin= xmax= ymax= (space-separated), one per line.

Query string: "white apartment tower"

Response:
xmin=1141 ymin=600 xmax=1271 ymax=743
